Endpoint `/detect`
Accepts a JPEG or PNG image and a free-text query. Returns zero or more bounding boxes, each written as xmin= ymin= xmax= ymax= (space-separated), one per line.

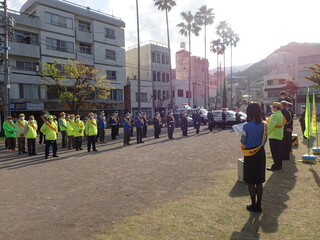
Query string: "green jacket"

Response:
xmin=59 ymin=118 xmax=67 ymax=131
xmin=15 ymin=119 xmax=28 ymax=137
xmin=26 ymin=121 xmax=38 ymax=139
xmin=3 ymin=121 xmax=16 ymax=138
xmin=67 ymin=119 xmax=74 ymax=136
xmin=268 ymin=110 xmax=284 ymax=140
xmin=73 ymin=120 xmax=85 ymax=137
xmin=40 ymin=122 xmax=58 ymax=140
xmin=85 ymin=119 xmax=98 ymax=136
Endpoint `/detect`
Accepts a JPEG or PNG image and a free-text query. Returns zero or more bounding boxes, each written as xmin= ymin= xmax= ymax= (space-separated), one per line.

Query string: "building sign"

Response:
xmin=27 ymin=103 xmax=44 ymax=110
xmin=10 ymin=102 xmax=27 ymax=111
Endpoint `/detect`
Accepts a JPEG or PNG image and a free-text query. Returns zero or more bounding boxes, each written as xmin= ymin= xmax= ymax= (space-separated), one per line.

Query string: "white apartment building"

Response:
xmin=0 ymin=0 xmax=125 ymax=120
xmin=126 ymin=41 xmax=171 ymax=116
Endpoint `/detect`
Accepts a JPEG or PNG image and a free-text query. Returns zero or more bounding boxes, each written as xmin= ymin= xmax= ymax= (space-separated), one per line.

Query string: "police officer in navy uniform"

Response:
xmin=181 ymin=112 xmax=189 ymax=137
xmin=142 ymin=112 xmax=149 ymax=138
xmin=135 ymin=112 xmax=144 ymax=144
xmin=193 ymin=109 xmax=201 ymax=134
xmin=153 ymin=112 xmax=162 ymax=138
xmin=167 ymin=110 xmax=175 ymax=140
xmin=221 ymin=110 xmax=227 ymax=130
xmin=123 ymin=113 xmax=132 ymax=146
xmin=110 ymin=112 xmax=118 ymax=140
xmin=207 ymin=109 xmax=214 ymax=132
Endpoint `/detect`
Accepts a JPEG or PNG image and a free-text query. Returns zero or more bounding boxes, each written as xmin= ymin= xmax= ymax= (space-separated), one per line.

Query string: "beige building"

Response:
xmin=126 ymin=41 xmax=171 ymax=115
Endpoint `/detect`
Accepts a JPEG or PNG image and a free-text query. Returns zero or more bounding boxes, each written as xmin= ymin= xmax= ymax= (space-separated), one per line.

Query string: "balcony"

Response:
xmin=76 ymin=30 xmax=93 ymax=44
xmin=9 ymin=41 xmax=40 ymax=58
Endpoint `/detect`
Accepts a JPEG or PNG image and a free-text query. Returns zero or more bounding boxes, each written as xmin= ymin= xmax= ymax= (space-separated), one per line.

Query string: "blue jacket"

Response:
xmin=135 ymin=116 xmax=144 ymax=128
xmin=97 ymin=116 xmax=107 ymax=128
xmin=110 ymin=116 xmax=118 ymax=126
xmin=207 ymin=112 xmax=214 ymax=121
xmin=123 ymin=118 xmax=132 ymax=132
xmin=193 ymin=113 xmax=201 ymax=126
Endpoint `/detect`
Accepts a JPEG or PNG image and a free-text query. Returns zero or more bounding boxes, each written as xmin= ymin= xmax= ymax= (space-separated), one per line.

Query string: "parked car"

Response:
xmin=176 ymin=108 xmax=208 ymax=125
xmin=212 ymin=110 xmax=247 ymax=126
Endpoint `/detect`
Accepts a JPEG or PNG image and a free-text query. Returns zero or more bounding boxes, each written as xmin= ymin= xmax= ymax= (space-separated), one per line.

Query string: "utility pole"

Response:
xmin=1 ymin=0 xmax=14 ymax=120
xmin=136 ymin=0 xmax=141 ymax=112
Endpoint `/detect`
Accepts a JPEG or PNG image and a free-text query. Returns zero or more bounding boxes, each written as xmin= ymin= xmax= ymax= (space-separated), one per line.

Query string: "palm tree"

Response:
xmin=136 ymin=0 xmax=141 ymax=111
xmin=177 ymin=11 xmax=201 ymax=106
xmin=216 ymin=21 xmax=230 ymax=107
xmin=210 ymin=39 xmax=225 ymax=108
xmin=227 ymin=28 xmax=240 ymax=108
xmin=195 ymin=5 xmax=215 ymax=108
xmin=154 ymin=0 xmax=176 ymax=110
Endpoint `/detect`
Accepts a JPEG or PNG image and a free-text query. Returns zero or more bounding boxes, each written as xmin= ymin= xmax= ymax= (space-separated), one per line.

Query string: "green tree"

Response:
xmin=177 ymin=11 xmax=201 ymax=107
xmin=195 ymin=5 xmax=215 ymax=108
xmin=210 ymin=38 xmax=225 ymax=108
xmin=154 ymin=0 xmax=176 ymax=110
xmin=305 ymin=63 xmax=320 ymax=89
xmin=40 ymin=60 xmax=112 ymax=113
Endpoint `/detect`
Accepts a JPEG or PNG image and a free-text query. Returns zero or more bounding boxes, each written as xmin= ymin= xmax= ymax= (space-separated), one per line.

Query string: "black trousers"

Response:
xmin=27 ymin=138 xmax=36 ymax=155
xmin=143 ymin=125 xmax=148 ymax=137
xmin=269 ymin=139 xmax=283 ymax=170
xmin=17 ymin=137 xmax=26 ymax=152
xmin=130 ymin=127 xmax=134 ymax=136
xmin=111 ymin=126 xmax=117 ymax=140
xmin=61 ymin=131 xmax=67 ymax=148
xmin=168 ymin=127 xmax=174 ymax=139
xmin=221 ymin=121 xmax=226 ymax=130
xmin=45 ymin=140 xmax=57 ymax=157
xmin=154 ymin=127 xmax=160 ymax=138
xmin=7 ymin=137 xmax=16 ymax=150
xmin=208 ymin=121 xmax=213 ymax=132
xmin=182 ymin=126 xmax=188 ymax=136
xmin=87 ymin=135 xmax=96 ymax=151
xmin=195 ymin=124 xmax=200 ymax=134
xmin=116 ymin=125 xmax=120 ymax=136
xmin=136 ymin=127 xmax=143 ymax=143
xmin=300 ymin=122 xmax=306 ymax=138
xmin=123 ymin=131 xmax=131 ymax=145
xmin=39 ymin=131 xmax=45 ymax=144
xmin=98 ymin=128 xmax=105 ymax=143
xmin=68 ymin=136 xmax=74 ymax=149
xmin=282 ymin=131 xmax=292 ymax=160
xmin=75 ymin=136 xmax=83 ymax=150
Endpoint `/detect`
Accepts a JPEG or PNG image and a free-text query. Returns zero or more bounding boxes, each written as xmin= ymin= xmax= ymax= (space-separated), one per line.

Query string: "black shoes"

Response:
xmin=267 ymin=167 xmax=281 ymax=171
xmin=246 ymin=204 xmax=262 ymax=213
xmin=53 ymin=155 xmax=59 ymax=157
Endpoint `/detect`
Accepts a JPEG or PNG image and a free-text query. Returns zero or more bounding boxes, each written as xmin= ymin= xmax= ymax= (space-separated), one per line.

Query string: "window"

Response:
xmin=161 ymin=54 xmax=165 ymax=64
xmin=157 ymin=53 xmax=160 ymax=63
xmin=16 ymin=61 xmax=37 ymax=71
xmin=79 ymin=43 xmax=92 ymax=54
xmin=162 ymin=72 xmax=166 ymax=82
xmin=78 ymin=20 xmax=91 ymax=32
xmin=135 ymin=92 xmax=148 ymax=102
xmin=157 ymin=90 xmax=161 ymax=100
xmin=166 ymin=73 xmax=169 ymax=82
xmin=157 ymin=72 xmax=160 ymax=82
xmin=109 ymin=89 xmax=123 ymax=101
xmin=153 ymin=90 xmax=157 ymax=100
xmin=46 ymin=37 xmax=74 ymax=53
xmin=166 ymin=54 xmax=169 ymax=64
xmin=45 ymin=12 xmax=73 ymax=29
xmin=13 ymin=30 xmax=38 ymax=45
xmin=106 ymin=49 xmax=116 ymax=60
xmin=178 ymin=89 xmax=184 ymax=97
xmin=47 ymin=85 xmax=58 ymax=99
xmin=105 ymin=27 xmax=115 ymax=39
xmin=186 ymin=91 xmax=192 ymax=98
xmin=152 ymin=52 xmax=156 ymax=63
xmin=162 ymin=90 xmax=166 ymax=100
xmin=19 ymin=84 xmax=40 ymax=99
xmin=106 ymin=70 xmax=117 ymax=80
xmin=267 ymin=80 xmax=273 ymax=86
xmin=153 ymin=71 xmax=157 ymax=81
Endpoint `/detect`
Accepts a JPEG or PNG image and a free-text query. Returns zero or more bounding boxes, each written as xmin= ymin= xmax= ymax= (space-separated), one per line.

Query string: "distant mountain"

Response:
xmin=209 ymin=63 xmax=253 ymax=75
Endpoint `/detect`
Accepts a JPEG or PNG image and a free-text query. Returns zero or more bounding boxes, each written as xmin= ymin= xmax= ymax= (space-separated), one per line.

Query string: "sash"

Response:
xmin=143 ymin=116 xmax=148 ymax=123
xmin=137 ymin=116 xmax=143 ymax=124
xmin=170 ymin=116 xmax=175 ymax=121
xmin=7 ymin=121 xmax=15 ymax=129
xmin=45 ymin=122 xmax=57 ymax=132
xmin=28 ymin=123 xmax=37 ymax=131
xmin=156 ymin=116 xmax=162 ymax=122
xmin=75 ymin=121 xmax=83 ymax=128
xmin=17 ymin=120 xmax=26 ymax=129
xmin=276 ymin=117 xmax=287 ymax=128
xmin=241 ymin=122 xmax=267 ymax=157
xmin=88 ymin=120 xmax=97 ymax=126
xmin=112 ymin=116 xmax=119 ymax=123
xmin=124 ymin=118 xmax=131 ymax=126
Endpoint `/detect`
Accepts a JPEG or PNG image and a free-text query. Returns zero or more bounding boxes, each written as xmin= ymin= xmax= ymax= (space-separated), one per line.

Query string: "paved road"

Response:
xmin=0 ymin=125 xmax=240 ymax=240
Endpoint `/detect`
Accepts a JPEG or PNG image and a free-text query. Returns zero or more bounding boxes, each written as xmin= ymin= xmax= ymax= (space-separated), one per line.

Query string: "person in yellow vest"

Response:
xmin=16 ymin=113 xmax=28 ymax=154
xmin=2 ymin=116 xmax=16 ymax=151
xmin=58 ymin=112 xmax=68 ymax=148
xmin=52 ymin=115 xmax=58 ymax=139
xmin=73 ymin=114 xmax=85 ymax=151
xmin=67 ymin=114 xmax=75 ymax=149
xmin=26 ymin=115 xmax=38 ymax=156
xmin=40 ymin=115 xmax=59 ymax=159
xmin=85 ymin=112 xmax=98 ymax=152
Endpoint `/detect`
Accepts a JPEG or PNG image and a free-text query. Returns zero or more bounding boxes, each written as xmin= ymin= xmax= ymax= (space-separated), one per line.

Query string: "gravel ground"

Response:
xmin=0 ymin=124 xmax=242 ymax=240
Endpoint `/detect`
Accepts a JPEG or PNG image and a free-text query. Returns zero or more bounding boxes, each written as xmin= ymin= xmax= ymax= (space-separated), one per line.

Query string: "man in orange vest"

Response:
xmin=40 ymin=115 xmax=59 ymax=159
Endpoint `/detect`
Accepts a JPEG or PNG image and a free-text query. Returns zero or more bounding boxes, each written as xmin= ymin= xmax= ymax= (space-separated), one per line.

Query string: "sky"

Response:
xmin=9 ymin=0 xmax=320 ymax=69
